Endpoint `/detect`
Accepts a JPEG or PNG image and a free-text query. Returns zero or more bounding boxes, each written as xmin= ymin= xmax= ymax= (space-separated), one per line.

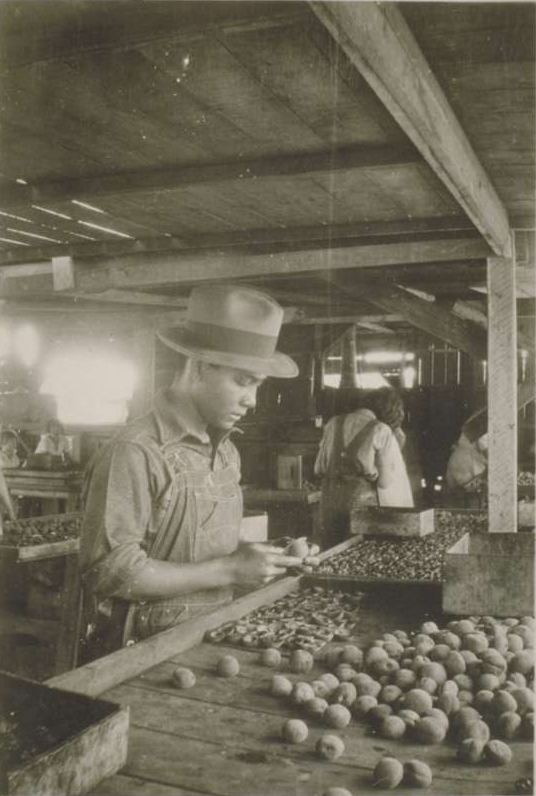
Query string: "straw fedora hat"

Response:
xmin=157 ymin=284 xmax=298 ymax=378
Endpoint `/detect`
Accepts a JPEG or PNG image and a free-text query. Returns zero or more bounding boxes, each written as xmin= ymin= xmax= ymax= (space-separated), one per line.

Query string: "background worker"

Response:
xmin=79 ymin=285 xmax=305 ymax=659
xmin=0 ymin=429 xmax=21 ymax=469
xmin=315 ymin=387 xmax=413 ymax=547
xmin=445 ymin=430 xmax=488 ymax=507
xmin=35 ymin=418 xmax=72 ymax=462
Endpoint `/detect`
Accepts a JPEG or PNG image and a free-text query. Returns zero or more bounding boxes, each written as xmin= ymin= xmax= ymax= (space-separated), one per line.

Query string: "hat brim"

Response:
xmin=156 ymin=330 xmax=298 ymax=379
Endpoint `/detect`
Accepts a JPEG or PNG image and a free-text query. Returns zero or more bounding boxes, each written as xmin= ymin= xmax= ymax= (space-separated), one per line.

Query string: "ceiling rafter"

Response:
xmin=0 ymin=144 xmax=419 ymax=210
xmin=310 ymin=2 xmax=512 ymax=256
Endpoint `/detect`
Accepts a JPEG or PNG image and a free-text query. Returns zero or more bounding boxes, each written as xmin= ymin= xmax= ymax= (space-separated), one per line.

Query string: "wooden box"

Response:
xmin=0 ymin=671 xmax=129 ymax=795
xmin=240 ymin=511 xmax=268 ymax=543
xmin=351 ymin=506 xmax=435 ymax=537
xmin=276 ymin=455 xmax=303 ymax=489
xmin=443 ymin=532 xmax=535 ymax=616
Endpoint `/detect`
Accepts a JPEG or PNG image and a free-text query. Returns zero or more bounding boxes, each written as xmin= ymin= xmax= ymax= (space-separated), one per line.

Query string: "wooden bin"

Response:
xmin=443 ymin=532 xmax=535 ymax=616
xmin=1 ymin=671 xmax=129 ymax=795
xmin=351 ymin=506 xmax=435 ymax=537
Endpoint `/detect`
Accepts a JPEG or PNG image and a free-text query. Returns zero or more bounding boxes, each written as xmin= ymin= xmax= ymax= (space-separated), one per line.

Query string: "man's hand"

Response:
xmin=230 ymin=543 xmax=304 ymax=585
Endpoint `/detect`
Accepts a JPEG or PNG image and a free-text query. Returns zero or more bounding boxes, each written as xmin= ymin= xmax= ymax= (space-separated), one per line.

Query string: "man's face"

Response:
xmin=194 ymin=364 xmax=266 ymax=430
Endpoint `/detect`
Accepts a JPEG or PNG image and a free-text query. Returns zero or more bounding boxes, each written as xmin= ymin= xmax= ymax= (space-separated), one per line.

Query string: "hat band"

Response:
xmin=185 ymin=320 xmax=277 ymax=359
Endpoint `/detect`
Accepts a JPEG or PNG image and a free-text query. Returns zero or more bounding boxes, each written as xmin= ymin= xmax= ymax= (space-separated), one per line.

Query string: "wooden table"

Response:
xmin=242 ymin=487 xmax=322 ymax=541
xmin=46 ymin=551 xmax=533 ymax=796
xmin=0 ymin=533 xmax=82 ymax=678
xmin=5 ymin=469 xmax=83 ymax=512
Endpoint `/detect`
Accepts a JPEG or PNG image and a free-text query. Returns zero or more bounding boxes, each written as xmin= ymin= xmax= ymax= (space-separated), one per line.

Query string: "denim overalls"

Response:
xmin=82 ymin=428 xmax=242 ymax=656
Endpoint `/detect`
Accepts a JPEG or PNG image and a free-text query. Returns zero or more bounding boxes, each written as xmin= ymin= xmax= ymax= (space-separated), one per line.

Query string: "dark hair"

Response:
xmin=366 ymin=387 xmax=405 ymax=430
xmin=0 ymin=430 xmax=18 ymax=445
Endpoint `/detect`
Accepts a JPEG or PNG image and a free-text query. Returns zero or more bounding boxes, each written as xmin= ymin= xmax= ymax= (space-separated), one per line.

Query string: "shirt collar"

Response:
xmin=152 ymin=388 xmax=243 ymax=447
xmin=153 ymin=388 xmax=210 ymax=445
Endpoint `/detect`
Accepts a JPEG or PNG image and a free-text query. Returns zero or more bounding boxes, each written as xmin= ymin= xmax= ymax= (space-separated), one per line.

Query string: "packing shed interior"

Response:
xmin=0 ymin=5 xmax=535 ymax=796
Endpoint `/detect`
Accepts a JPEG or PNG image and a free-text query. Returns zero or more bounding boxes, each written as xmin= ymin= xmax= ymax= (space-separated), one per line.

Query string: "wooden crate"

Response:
xmin=443 ymin=532 xmax=535 ymax=616
xmin=0 ymin=671 xmax=129 ymax=795
xmin=351 ymin=506 xmax=435 ymax=537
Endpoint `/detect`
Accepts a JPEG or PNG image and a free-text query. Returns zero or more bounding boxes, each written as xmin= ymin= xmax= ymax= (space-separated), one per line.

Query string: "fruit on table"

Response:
xmin=271 ymin=674 xmax=292 ymax=697
xmin=289 ymin=649 xmax=314 ymax=673
xmin=496 ymin=711 xmax=521 ymax=739
xmin=281 ymin=718 xmax=308 ymax=743
xmin=379 ymin=715 xmax=406 ymax=740
xmin=304 ymin=697 xmax=328 ymax=718
xmin=171 ymin=667 xmax=196 ymax=689
xmin=403 ymin=759 xmax=433 ymax=788
xmin=331 ymin=682 xmax=357 ymax=708
xmin=316 ymin=733 xmax=345 ymax=761
xmin=259 ymin=648 xmax=282 ymax=668
xmin=352 ymin=695 xmax=378 ymax=718
xmin=403 ymin=688 xmax=433 ymax=715
xmin=484 ymin=739 xmax=513 ymax=765
xmin=413 ymin=716 xmax=447 ymax=744
xmin=458 ymin=719 xmax=490 ymax=744
xmin=216 ymin=654 xmax=240 ymax=677
xmin=324 ymin=704 xmax=351 ymax=729
xmin=291 ymin=682 xmax=315 ymax=705
xmin=372 ymin=756 xmax=404 ymax=789
xmin=458 ymin=738 xmax=486 ymax=763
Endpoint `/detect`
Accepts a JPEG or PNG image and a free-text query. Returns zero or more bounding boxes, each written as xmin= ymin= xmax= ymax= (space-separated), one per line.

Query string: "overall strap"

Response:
xmin=334 ymin=417 xmax=377 ymax=477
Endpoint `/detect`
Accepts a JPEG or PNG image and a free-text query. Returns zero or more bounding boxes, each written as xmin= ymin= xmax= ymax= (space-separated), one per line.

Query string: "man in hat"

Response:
xmin=79 ymin=285 xmax=303 ymax=658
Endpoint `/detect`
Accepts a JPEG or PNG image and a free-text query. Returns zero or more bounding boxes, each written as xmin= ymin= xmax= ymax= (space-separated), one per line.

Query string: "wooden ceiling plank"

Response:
xmin=0 ymin=215 xmax=474 ymax=265
xmin=309 ymin=2 xmax=512 ymax=256
xmin=324 ymin=276 xmax=488 ymax=360
xmin=1 ymin=3 xmax=309 ymax=69
xmin=0 ymin=144 xmax=419 ymax=210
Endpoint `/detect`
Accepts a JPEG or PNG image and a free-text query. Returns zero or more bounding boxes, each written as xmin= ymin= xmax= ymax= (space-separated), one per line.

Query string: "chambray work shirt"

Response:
xmin=79 ymin=389 xmax=241 ymax=600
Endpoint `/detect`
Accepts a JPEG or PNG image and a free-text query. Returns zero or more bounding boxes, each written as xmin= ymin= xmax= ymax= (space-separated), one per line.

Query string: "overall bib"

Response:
xmin=81 ymin=433 xmax=242 ymax=658
xmin=320 ymin=416 xmax=378 ymax=547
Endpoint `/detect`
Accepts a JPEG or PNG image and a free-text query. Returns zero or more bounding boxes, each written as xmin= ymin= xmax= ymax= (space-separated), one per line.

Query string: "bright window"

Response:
xmin=40 ymin=350 xmax=138 ymax=425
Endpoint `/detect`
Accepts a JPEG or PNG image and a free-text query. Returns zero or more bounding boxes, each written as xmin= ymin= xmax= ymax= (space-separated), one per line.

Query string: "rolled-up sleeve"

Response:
xmin=79 ymin=441 xmax=154 ymax=599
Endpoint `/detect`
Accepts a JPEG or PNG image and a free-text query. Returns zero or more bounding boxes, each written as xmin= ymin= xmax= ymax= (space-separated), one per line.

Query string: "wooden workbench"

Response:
xmin=46 ymin=561 xmax=533 ymax=796
xmin=242 ymin=487 xmax=322 ymax=541
xmin=5 ymin=468 xmax=84 ymax=512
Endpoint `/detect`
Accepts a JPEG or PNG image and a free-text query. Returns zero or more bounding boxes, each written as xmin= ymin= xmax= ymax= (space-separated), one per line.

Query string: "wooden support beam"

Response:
xmin=295 ymin=313 xmax=402 ymax=326
xmin=340 ymin=326 xmax=358 ymax=389
xmin=463 ymin=378 xmax=535 ymax=443
xmin=487 ymin=256 xmax=518 ymax=532
xmin=71 ymin=290 xmax=188 ymax=308
xmin=0 ymin=144 xmax=418 ymax=209
xmin=310 ymin=2 xmax=512 ymax=256
xmin=0 ymin=216 xmax=473 ymax=266
xmin=325 ymin=276 xmax=487 ymax=360
xmin=2 ymin=237 xmax=487 ymax=298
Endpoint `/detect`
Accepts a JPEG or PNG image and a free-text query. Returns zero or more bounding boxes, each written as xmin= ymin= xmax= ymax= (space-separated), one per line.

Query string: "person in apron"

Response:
xmin=79 ymin=285 xmax=302 ymax=661
xmin=315 ymin=388 xmax=413 ymax=548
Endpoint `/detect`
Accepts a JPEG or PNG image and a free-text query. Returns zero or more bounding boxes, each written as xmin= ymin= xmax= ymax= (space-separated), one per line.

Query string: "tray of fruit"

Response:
xmin=0 ymin=514 xmax=82 ymax=560
xmin=312 ymin=510 xmax=488 ymax=585
xmin=205 ymin=585 xmax=364 ymax=654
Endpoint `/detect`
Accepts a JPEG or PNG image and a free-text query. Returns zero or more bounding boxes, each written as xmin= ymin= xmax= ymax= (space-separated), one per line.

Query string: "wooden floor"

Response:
xmin=87 ymin=588 xmax=534 ymax=796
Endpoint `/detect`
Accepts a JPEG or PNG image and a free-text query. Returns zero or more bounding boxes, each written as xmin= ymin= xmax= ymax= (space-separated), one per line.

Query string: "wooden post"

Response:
xmin=129 ymin=329 xmax=156 ymax=419
xmin=487 ymin=255 xmax=518 ymax=532
xmin=340 ymin=326 xmax=357 ymax=389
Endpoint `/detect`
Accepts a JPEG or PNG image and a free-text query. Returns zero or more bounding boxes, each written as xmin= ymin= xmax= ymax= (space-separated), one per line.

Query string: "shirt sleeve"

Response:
xmin=79 ymin=440 xmax=154 ymax=599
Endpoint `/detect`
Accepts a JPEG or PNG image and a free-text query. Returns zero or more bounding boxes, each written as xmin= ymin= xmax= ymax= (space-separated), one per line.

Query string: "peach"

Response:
xmin=316 ymin=733 xmax=345 ymax=761
xmin=216 ymin=655 xmax=240 ymax=677
xmin=281 ymin=718 xmax=308 ymax=743
xmin=372 ymin=757 xmax=404 ymax=789
xmin=171 ymin=667 xmax=196 ymax=689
